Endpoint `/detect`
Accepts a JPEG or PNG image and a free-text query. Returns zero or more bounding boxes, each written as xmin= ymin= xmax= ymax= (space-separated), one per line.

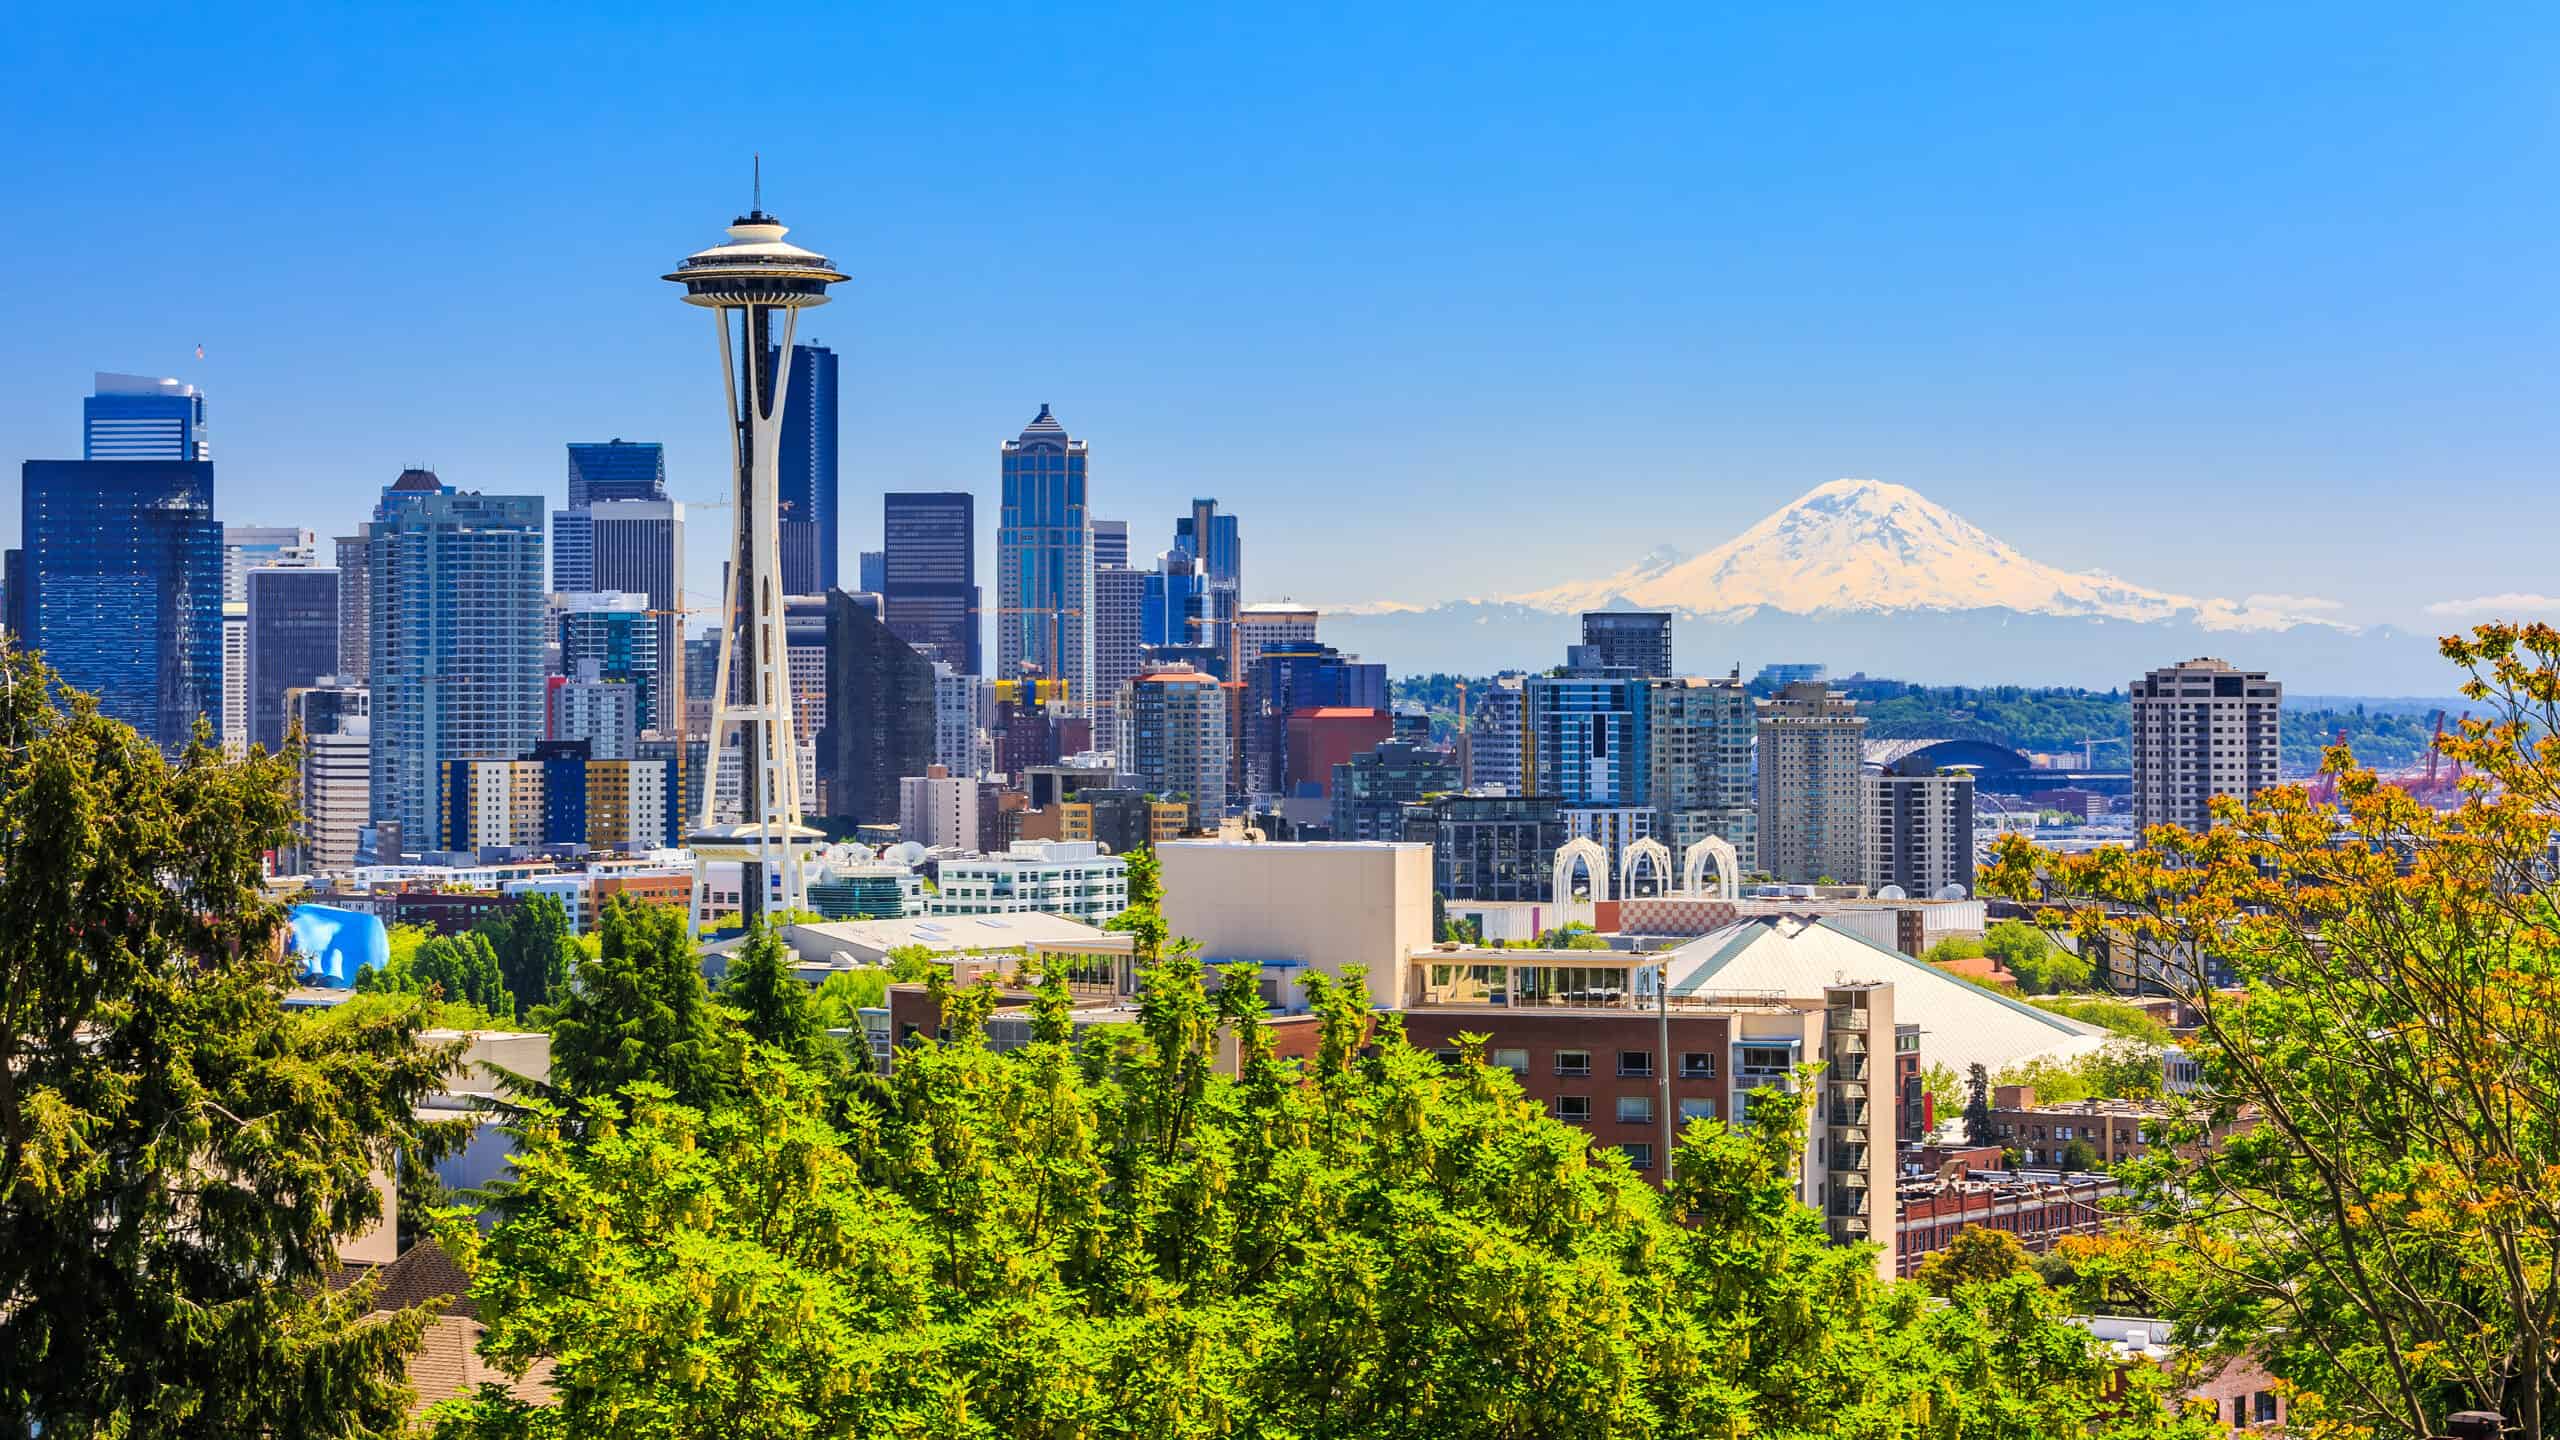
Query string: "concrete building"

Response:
xmin=1756 ymin=681 xmax=1866 ymax=884
xmin=333 ymin=531 xmax=371 ymax=682
xmin=932 ymin=663 xmax=989 ymax=778
xmin=556 ymin=590 xmax=664 ymax=736
xmin=224 ymin=526 xmax=319 ymax=754
xmin=1286 ymin=707 xmax=1394 ymax=798
xmin=1579 ymin=610 xmax=1673 ymax=678
xmin=290 ymin=680 xmax=370 ymax=872
xmin=1089 ymin=560 xmax=1146 ymax=753
xmin=899 ymin=765 xmax=985 ymax=851
xmin=1330 ymin=738 xmax=1458 ymax=842
xmin=1864 ymin=754 xmax=1975 ymax=897
xmin=553 ymin=667 xmax=640 ymax=761
xmin=1403 ymin=793 xmax=1567 ymax=903
xmin=1119 ymin=664 xmax=1230 ymax=827
xmin=1233 ymin=602 xmax=1317 ymax=683
xmin=931 ymin=839 xmax=1130 ymax=924
xmin=1157 ymin=840 xmax=1433 ymax=1010
xmin=2131 ymin=658 xmax=2281 ymax=832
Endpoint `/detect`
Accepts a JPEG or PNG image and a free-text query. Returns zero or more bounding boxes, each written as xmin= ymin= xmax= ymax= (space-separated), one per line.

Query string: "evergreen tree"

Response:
xmin=1964 ymin=1061 xmax=1996 ymax=1146
xmin=476 ymin=892 xmax=578 ymax=1013
xmin=718 ymin=922 xmax=831 ymax=1070
xmin=0 ymin=641 xmax=453 ymax=1437
xmin=543 ymin=894 xmax=737 ymax=1112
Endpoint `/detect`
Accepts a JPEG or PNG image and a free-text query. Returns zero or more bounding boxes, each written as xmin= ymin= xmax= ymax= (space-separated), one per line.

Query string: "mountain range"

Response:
xmin=1321 ymin=479 xmax=2446 ymax=692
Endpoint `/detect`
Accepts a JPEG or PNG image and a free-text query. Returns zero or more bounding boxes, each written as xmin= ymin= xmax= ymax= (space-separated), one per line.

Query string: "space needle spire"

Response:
xmin=665 ymin=171 xmax=846 ymax=929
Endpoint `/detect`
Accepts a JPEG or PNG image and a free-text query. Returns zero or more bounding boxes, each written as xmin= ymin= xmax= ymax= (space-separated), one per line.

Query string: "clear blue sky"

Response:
xmin=2 ymin=1 xmax=2552 ymax=626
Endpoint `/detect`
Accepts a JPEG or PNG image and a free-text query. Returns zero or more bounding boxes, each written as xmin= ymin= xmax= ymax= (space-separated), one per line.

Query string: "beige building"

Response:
xmin=2131 ymin=658 xmax=2280 ymax=832
xmin=1756 ymin=681 xmax=1866 ymax=883
xmin=1233 ymin=602 xmax=1318 ymax=679
xmin=1119 ymin=665 xmax=1230 ymax=828
xmin=1158 ymin=839 xmax=1432 ymax=1009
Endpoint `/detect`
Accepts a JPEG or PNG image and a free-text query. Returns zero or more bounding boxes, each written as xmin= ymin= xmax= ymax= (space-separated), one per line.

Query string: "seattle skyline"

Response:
xmin=2 ymin=3 xmax=2554 ymax=637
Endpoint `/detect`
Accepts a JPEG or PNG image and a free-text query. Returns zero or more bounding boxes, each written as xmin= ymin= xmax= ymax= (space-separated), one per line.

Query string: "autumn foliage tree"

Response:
xmin=1987 ymin=620 xmax=2560 ymax=1440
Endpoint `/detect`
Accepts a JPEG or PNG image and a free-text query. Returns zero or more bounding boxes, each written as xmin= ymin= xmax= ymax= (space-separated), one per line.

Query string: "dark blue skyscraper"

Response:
xmin=245 ymin=567 xmax=341 ymax=752
xmin=20 ymin=458 xmax=223 ymax=751
xmin=565 ymin=439 xmax=667 ymax=506
xmin=83 ymin=373 xmax=209 ymax=461
xmin=771 ymin=341 xmax=839 ymax=595
xmin=881 ymin=491 xmax=980 ymax=674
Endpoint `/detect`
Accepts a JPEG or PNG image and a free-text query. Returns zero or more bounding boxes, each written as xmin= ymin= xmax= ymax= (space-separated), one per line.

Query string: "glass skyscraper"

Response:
xmin=367 ymin=469 xmax=547 ymax=844
xmin=881 ymin=490 xmax=980 ymax=674
xmin=83 ymin=373 xmax=209 ymax=461
xmin=245 ymin=567 xmax=341 ymax=752
xmin=19 ymin=458 xmax=223 ymax=752
xmin=565 ymin=439 xmax=667 ymax=506
xmin=996 ymin=405 xmax=1092 ymax=713
xmin=772 ymin=342 xmax=839 ymax=596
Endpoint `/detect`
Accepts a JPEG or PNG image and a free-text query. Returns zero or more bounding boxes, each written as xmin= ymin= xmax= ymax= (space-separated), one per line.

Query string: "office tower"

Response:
xmin=1243 ymin=642 xmax=1388 ymax=799
xmin=881 ymin=491 xmax=980 ymax=673
xmin=19 ymin=458 xmax=220 ymax=752
xmin=1581 ymin=610 xmax=1673 ymax=678
xmin=333 ymin=531 xmax=371 ymax=679
xmin=1756 ymin=680 xmax=1867 ymax=884
xmin=820 ymin=590 xmax=936 ymax=829
xmin=3 ymin=549 xmax=24 ymax=644
xmin=1141 ymin=549 xmax=1208 ymax=654
xmin=932 ymin=663 xmax=988 ymax=777
xmin=996 ymin=405 xmax=1093 ymax=716
xmin=786 ymin=594 xmax=829 ymax=779
xmin=2131 ymin=657 xmax=2281 ymax=832
xmin=1173 ymin=497 xmax=1241 ymax=662
xmin=667 ymin=197 xmax=845 ymax=924
xmin=1118 ymin=664 xmax=1229 ymax=828
xmin=222 ymin=525 xmax=318 ymax=753
xmin=1331 ymin=739 xmax=1457 ymax=841
xmin=1090 ymin=561 xmax=1146 ymax=753
xmin=1466 ymin=675 xmax=1526 ymax=793
xmin=566 ymin=439 xmax=667 ymax=506
xmin=366 ymin=469 xmax=547 ymax=845
xmin=555 ymin=665 xmax=641 ymax=760
xmin=992 ymin=671 xmax=1066 ymax=781
xmin=898 ymin=765 xmax=987 ymax=851
xmin=1523 ymin=664 xmax=1650 ymax=806
xmin=244 ymin=567 xmax=340 ymax=752
xmin=84 ymin=372 xmax=208 ymax=460
xmin=857 ymin=550 xmax=884 ymax=593
xmin=289 ymin=679 xmax=369 ymax=872
xmin=1090 ymin=518 xmax=1129 ymax=570
xmin=1647 ymin=672 xmax=1757 ymax=873
xmin=1866 ymin=754 xmax=1975 ymax=897
xmin=1234 ymin=603 xmax=1317 ymax=682
xmin=557 ymin=591 xmax=662 ymax=733
xmin=771 ymin=341 xmax=839 ymax=596
xmin=683 ymin=634 xmax=719 ymax=737
xmin=1403 ymin=794 xmax=1567 ymax=903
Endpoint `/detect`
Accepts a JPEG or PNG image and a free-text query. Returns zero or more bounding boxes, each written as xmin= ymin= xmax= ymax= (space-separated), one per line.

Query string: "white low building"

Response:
xmin=931 ymin=839 xmax=1129 ymax=924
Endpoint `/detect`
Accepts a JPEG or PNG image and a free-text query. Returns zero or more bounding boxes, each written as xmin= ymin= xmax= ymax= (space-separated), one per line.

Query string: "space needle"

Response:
xmin=666 ymin=167 xmax=844 ymax=929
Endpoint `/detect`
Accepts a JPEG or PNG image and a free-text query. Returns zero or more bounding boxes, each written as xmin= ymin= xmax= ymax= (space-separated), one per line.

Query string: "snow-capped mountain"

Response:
xmin=1321 ymin=479 xmax=2443 ymax=691
xmin=1507 ymin=478 xmax=2335 ymax=630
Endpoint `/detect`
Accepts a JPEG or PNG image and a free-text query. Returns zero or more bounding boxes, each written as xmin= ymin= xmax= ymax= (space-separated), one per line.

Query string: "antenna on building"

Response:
xmin=753 ymin=153 xmax=762 ymax=211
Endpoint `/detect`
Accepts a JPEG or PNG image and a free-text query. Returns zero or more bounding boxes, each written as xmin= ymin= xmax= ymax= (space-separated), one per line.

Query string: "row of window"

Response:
xmin=1554 ymin=1095 xmax=1718 ymax=1126
xmin=1435 ymin=1046 xmax=1722 ymax=1079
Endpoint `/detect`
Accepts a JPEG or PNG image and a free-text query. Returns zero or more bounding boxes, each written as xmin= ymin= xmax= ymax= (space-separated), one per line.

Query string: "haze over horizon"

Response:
xmin=3 ymin=2 xmax=2554 ymax=641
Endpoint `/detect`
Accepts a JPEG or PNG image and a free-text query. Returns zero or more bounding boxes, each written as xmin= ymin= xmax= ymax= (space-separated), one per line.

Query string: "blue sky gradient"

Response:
xmin=1 ymin=2 xmax=2552 ymax=625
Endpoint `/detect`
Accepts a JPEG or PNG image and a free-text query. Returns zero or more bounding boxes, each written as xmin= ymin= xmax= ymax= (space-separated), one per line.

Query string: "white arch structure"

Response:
xmin=1622 ymin=837 xmax=1672 ymax=897
xmin=1681 ymin=835 xmax=1740 ymax=900
xmin=1552 ymin=836 xmax=1610 ymax=927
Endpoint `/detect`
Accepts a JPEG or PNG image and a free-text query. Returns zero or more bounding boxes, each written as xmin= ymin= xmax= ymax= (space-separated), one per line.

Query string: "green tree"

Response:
xmin=2059 ymin=1137 xmax=2099 ymax=1173
xmin=1985 ymin=620 xmax=2560 ymax=1440
xmin=1914 ymin=1224 xmax=2035 ymax=1295
xmin=1921 ymin=1060 xmax=1967 ymax=1132
xmin=475 ymin=892 xmax=578 ymax=1014
xmin=810 ymin=967 xmax=888 ymax=1029
xmin=1925 ymin=934 xmax=1987 ymax=965
xmin=718 ymin=923 xmax=834 ymax=1073
xmin=882 ymin=942 xmax=938 ymax=983
xmin=0 ymin=642 xmax=454 ymax=1436
xmin=543 ymin=893 xmax=738 ymax=1112
xmin=1963 ymin=1061 xmax=1997 ymax=1145
xmin=1988 ymin=919 xmax=2094 ymax=992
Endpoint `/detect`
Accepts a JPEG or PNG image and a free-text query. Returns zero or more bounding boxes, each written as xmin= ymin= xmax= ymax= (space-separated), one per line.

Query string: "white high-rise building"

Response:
xmin=289 ymin=679 xmax=368 ymax=873
xmin=2131 ymin=658 xmax=2281 ymax=833
xmin=899 ymin=764 xmax=983 ymax=851
xmin=555 ymin=666 xmax=640 ymax=761
xmin=932 ymin=663 xmax=989 ymax=778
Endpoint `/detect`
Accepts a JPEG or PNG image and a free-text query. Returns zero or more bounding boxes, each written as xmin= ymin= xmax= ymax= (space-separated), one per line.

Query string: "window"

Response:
xmin=1678 ymin=1097 xmax=1717 ymax=1126
xmin=1738 ymin=1044 xmax=1794 ymax=1074
xmin=2253 ymin=1393 xmax=2278 ymax=1424
xmin=1490 ymin=1047 xmax=1529 ymax=1075
xmin=1620 ymin=1142 xmax=1653 ymax=1171
xmin=1617 ymin=1050 xmax=1653 ymax=1077
xmin=1616 ymin=1095 xmax=1655 ymax=1125
xmin=1680 ymin=1051 xmax=1716 ymax=1079
xmin=1554 ymin=1095 xmax=1590 ymax=1123
xmin=1431 ymin=1048 xmax=1462 ymax=1067
xmin=1554 ymin=1049 xmax=1592 ymax=1077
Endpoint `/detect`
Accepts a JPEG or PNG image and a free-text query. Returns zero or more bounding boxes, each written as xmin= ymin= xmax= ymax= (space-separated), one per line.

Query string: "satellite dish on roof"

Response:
xmin=1876 ymin=884 xmax=1908 ymax=900
xmin=891 ymin=841 xmax=928 ymax=866
xmin=1936 ymin=883 xmax=1969 ymax=900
